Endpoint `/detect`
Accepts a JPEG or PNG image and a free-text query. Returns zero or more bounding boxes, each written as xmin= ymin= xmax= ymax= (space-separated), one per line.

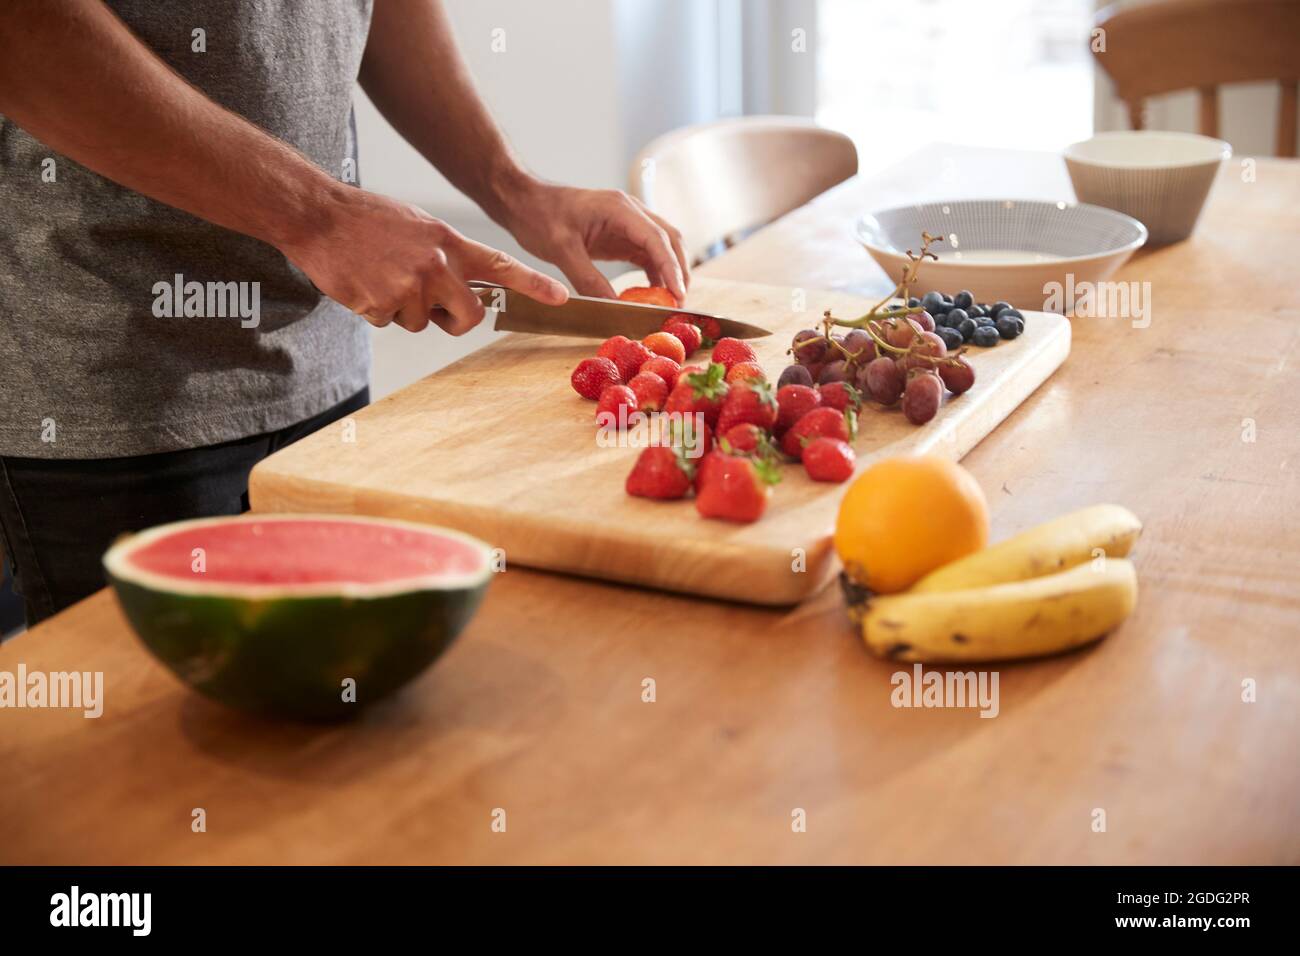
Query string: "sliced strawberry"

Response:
xmin=802 ymin=437 xmax=856 ymax=482
xmin=711 ymin=337 xmax=758 ymax=372
xmin=571 ymin=357 xmax=621 ymax=400
xmin=716 ymin=378 xmax=777 ymax=436
xmin=774 ymin=384 xmax=821 ymax=434
xmin=626 ymin=371 xmax=669 ymax=412
xmin=619 ymin=286 xmax=679 ymax=308
xmin=668 ymin=312 xmax=721 ymax=347
xmin=780 ymin=406 xmax=857 ymax=461
xmin=642 ymin=331 xmax=687 ymax=365
xmin=626 ymin=446 xmax=694 ymax=500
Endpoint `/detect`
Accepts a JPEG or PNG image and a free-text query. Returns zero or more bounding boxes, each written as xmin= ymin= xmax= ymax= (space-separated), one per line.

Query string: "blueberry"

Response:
xmin=972 ymin=326 xmax=1000 ymax=347
xmin=990 ymin=301 xmax=1013 ymax=318
xmin=937 ymin=327 xmax=963 ymax=351
xmin=946 ymin=307 xmax=969 ymax=325
xmin=958 ymin=317 xmax=977 ymax=342
xmin=1000 ymin=307 xmax=1023 ymax=321
xmin=934 ymin=310 xmax=953 ymax=328
xmin=953 ymin=290 xmax=974 ymax=310
xmin=907 ymin=296 xmax=920 ymax=308
xmin=920 ymin=291 xmax=945 ymax=313
xmin=995 ymin=315 xmax=1024 ymax=339
xmin=968 ymin=305 xmax=985 ymax=318
xmin=975 ymin=315 xmax=995 ymax=328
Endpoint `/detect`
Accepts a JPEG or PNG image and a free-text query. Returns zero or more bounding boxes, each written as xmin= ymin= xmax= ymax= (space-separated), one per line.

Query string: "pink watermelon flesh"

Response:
xmin=126 ymin=518 xmax=484 ymax=586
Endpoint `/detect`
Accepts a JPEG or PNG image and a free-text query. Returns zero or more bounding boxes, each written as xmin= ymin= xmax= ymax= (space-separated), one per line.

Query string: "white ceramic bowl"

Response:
xmin=1064 ymin=131 xmax=1230 ymax=245
xmin=856 ymin=199 xmax=1147 ymax=312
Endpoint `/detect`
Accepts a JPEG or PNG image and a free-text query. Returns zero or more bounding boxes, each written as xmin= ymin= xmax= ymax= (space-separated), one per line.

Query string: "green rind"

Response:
xmin=108 ymin=571 xmax=488 ymax=720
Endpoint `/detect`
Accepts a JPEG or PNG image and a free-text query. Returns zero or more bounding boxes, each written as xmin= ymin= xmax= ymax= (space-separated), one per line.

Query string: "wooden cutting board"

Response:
xmin=249 ymin=278 xmax=1070 ymax=605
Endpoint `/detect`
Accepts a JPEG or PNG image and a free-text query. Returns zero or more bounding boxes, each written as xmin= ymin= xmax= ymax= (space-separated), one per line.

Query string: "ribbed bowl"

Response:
xmin=1064 ymin=131 xmax=1230 ymax=245
xmin=856 ymin=199 xmax=1147 ymax=312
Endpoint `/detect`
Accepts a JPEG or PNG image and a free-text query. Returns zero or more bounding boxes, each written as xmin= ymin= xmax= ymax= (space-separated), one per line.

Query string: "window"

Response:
xmin=816 ymin=0 xmax=1095 ymax=174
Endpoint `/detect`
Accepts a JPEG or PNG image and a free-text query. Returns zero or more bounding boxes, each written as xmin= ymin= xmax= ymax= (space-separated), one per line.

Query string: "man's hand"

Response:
xmin=361 ymin=0 xmax=690 ymax=306
xmin=500 ymin=180 xmax=690 ymax=303
xmin=283 ymin=186 xmax=568 ymax=334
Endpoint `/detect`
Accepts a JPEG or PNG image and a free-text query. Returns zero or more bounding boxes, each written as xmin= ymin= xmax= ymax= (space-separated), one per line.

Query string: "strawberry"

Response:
xmin=595 ymin=384 xmax=637 ymax=427
xmin=626 ymin=446 xmax=694 ymax=500
xmin=597 ymin=335 xmax=632 ymax=361
xmin=818 ymin=381 xmax=862 ymax=413
xmin=571 ymin=357 xmax=621 ymax=400
xmin=619 ymin=286 xmax=679 ymax=308
xmin=716 ymin=379 xmax=777 ymax=436
xmin=626 ymin=371 xmax=669 ymax=411
xmin=721 ymin=423 xmax=772 ymax=456
xmin=802 ymin=437 xmax=856 ymax=482
xmin=774 ymin=384 xmax=821 ymax=434
xmin=640 ymin=355 xmax=681 ymax=389
xmin=725 ymin=361 xmax=766 ymax=385
xmin=642 ymin=331 xmax=687 ymax=365
xmin=611 ymin=338 xmax=653 ymax=381
xmin=661 ymin=320 xmax=702 ymax=356
xmin=711 ymin=337 xmax=758 ymax=372
xmin=694 ymin=450 xmax=780 ymax=523
xmin=672 ymin=313 xmax=722 ymax=347
xmin=780 ymin=406 xmax=857 ymax=461
xmin=663 ymin=361 xmax=729 ymax=429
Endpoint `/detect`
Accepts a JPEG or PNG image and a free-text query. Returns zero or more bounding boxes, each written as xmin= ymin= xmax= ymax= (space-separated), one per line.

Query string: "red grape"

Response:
xmin=902 ymin=371 xmax=943 ymax=425
xmin=938 ymin=356 xmax=976 ymax=395
xmin=912 ymin=310 xmax=936 ymax=332
xmin=792 ymin=329 xmax=827 ymax=366
xmin=863 ymin=356 xmax=905 ymax=406
xmin=884 ymin=317 xmax=922 ymax=349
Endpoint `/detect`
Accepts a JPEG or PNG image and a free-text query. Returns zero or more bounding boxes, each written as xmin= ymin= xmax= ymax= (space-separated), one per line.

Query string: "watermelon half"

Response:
xmin=104 ymin=514 xmax=493 ymax=720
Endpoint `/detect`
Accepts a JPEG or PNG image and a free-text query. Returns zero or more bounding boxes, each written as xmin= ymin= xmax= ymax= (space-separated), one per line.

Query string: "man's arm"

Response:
xmin=0 ymin=0 xmax=566 ymax=334
xmin=359 ymin=0 xmax=689 ymax=301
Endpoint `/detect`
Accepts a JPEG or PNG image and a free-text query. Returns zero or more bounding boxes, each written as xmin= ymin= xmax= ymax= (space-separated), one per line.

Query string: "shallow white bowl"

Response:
xmin=1064 ymin=131 xmax=1230 ymax=245
xmin=856 ymin=199 xmax=1147 ymax=312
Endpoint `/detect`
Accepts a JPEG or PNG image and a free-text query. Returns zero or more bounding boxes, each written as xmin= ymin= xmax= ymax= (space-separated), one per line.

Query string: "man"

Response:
xmin=0 ymin=0 xmax=689 ymax=626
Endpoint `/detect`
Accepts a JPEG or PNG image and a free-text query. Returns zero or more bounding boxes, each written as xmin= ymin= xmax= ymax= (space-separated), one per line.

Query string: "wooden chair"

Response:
xmin=629 ymin=116 xmax=858 ymax=265
xmin=1093 ymin=0 xmax=1300 ymax=157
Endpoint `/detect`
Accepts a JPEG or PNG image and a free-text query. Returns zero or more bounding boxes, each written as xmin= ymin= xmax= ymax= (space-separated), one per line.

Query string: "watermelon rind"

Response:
xmin=103 ymin=514 xmax=492 ymax=720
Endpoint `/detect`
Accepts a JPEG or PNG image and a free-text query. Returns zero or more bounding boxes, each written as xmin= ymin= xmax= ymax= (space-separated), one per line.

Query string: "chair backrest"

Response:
xmin=1094 ymin=0 xmax=1300 ymax=156
xmin=630 ymin=116 xmax=858 ymax=264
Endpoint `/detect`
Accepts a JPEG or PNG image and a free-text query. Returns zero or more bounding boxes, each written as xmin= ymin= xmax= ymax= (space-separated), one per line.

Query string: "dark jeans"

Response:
xmin=0 ymin=388 xmax=369 ymax=628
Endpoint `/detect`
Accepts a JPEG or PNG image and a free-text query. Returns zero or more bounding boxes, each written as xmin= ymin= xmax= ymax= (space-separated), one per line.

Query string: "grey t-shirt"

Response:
xmin=0 ymin=0 xmax=374 ymax=459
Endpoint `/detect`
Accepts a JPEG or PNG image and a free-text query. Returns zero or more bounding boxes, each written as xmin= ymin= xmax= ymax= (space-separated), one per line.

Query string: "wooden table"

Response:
xmin=2 ymin=146 xmax=1297 ymax=864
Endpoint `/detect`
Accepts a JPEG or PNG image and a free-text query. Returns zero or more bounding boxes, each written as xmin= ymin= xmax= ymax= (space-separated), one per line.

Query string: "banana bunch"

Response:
xmin=843 ymin=505 xmax=1141 ymax=663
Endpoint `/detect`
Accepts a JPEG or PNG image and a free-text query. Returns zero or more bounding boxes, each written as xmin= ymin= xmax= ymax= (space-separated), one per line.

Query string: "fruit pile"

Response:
xmin=833 ymin=456 xmax=1142 ymax=662
xmin=568 ymin=287 xmax=864 ymax=525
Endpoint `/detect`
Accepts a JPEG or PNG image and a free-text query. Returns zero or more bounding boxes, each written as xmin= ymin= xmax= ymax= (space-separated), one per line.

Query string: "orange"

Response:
xmin=833 ymin=455 xmax=989 ymax=594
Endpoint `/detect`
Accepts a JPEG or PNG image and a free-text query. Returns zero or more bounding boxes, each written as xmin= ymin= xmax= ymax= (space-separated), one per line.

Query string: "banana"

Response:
xmin=910 ymin=504 xmax=1142 ymax=593
xmin=847 ymin=558 xmax=1138 ymax=663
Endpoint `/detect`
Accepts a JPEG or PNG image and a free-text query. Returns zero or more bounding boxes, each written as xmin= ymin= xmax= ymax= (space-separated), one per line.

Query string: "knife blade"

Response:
xmin=470 ymin=282 xmax=771 ymax=340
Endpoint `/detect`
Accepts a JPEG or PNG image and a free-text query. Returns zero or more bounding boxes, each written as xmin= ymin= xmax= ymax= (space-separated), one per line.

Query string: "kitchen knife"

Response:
xmin=470 ymin=281 xmax=771 ymax=340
